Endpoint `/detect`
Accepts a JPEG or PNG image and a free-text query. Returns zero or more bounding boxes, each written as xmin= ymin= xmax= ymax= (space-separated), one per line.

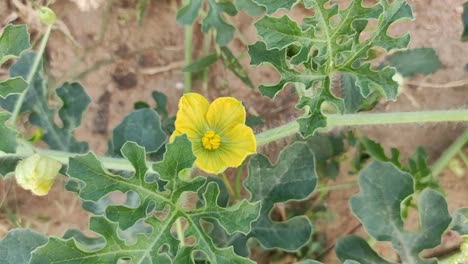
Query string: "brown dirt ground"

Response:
xmin=0 ymin=0 xmax=467 ymax=263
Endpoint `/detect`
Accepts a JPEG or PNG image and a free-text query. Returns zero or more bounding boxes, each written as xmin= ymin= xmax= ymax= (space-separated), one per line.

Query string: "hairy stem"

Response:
xmin=432 ymin=129 xmax=468 ymax=177
xmin=5 ymin=110 xmax=468 ymax=174
xmin=219 ymin=173 xmax=235 ymax=197
xmin=10 ymin=24 xmax=53 ymax=125
xmin=255 ymin=110 xmax=468 ymax=146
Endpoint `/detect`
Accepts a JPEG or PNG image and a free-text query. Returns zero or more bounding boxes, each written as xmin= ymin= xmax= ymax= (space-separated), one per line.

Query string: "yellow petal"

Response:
xmin=221 ymin=124 xmax=256 ymax=164
xmin=206 ymin=97 xmax=246 ymax=134
xmin=195 ymin=150 xmax=231 ymax=174
xmin=172 ymin=93 xmax=210 ymax=142
xmin=194 ymin=124 xmax=256 ymax=174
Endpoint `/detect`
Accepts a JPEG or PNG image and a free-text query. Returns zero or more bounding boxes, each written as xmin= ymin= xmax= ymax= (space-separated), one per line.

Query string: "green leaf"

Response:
xmin=33 ymin=136 xmax=260 ymax=263
xmin=0 ymin=156 xmax=20 ymax=177
xmin=203 ymin=0 xmax=238 ymax=46
xmin=350 ymin=162 xmax=452 ymax=264
xmin=182 ymin=53 xmax=219 ymax=73
xmin=0 ymin=77 xmax=27 ymax=99
xmin=336 ymin=235 xmax=392 ymax=264
xmin=0 ymin=24 xmax=31 ymax=66
xmin=176 ymin=0 xmax=202 ymax=25
xmin=462 ymin=2 xmax=468 ymax=41
xmin=177 ymin=0 xmax=238 ymax=46
xmin=108 ymin=108 xmax=166 ymax=156
xmin=250 ymin=0 xmax=413 ymax=136
xmin=0 ymin=53 xmax=90 ymax=152
xmin=234 ymin=0 xmax=265 ymax=16
xmin=136 ymin=0 xmax=150 ymax=26
xmin=251 ymin=0 xmax=298 ymax=14
xmin=217 ymin=143 xmax=317 ymax=255
xmin=305 ymin=133 xmax=344 ymax=180
xmin=387 ymin=48 xmax=442 ymax=77
xmin=0 ymin=112 xmax=18 ymax=153
xmin=0 ymin=228 xmax=47 ymax=264
xmin=220 ymin=47 xmax=254 ymax=89
xmin=341 ymin=73 xmax=380 ymax=113
xmin=450 ymin=208 xmax=468 ymax=235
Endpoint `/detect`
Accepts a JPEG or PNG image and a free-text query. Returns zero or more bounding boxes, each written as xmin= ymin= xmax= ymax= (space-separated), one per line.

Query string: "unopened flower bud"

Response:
xmin=15 ymin=154 xmax=61 ymax=196
xmin=38 ymin=7 xmax=57 ymax=25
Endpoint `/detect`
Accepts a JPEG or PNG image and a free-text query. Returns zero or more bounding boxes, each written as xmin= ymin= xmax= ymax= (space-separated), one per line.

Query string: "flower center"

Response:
xmin=202 ymin=130 xmax=221 ymax=150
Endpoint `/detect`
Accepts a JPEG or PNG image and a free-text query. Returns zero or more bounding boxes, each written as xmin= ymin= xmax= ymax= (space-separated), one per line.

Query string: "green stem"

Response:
xmin=255 ymin=110 xmax=468 ymax=146
xmin=202 ymin=31 xmax=212 ymax=93
xmin=234 ymin=162 xmax=245 ymax=199
xmin=183 ymin=4 xmax=193 ymax=94
xmin=10 ymin=24 xmax=53 ymax=125
xmin=432 ymin=129 xmax=468 ymax=177
xmin=175 ymin=218 xmax=185 ymax=246
xmin=219 ymin=173 xmax=235 ymax=197
xmin=6 ymin=110 xmax=468 ymax=175
xmin=315 ymin=181 xmax=358 ymax=193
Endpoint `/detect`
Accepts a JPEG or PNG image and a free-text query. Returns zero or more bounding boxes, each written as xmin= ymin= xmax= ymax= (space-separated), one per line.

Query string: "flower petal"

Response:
xmin=194 ymin=124 xmax=256 ymax=174
xmin=172 ymin=93 xmax=210 ymax=142
xmin=206 ymin=97 xmax=246 ymax=134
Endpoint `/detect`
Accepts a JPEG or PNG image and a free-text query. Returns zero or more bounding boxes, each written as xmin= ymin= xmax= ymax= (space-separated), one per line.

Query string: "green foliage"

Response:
xmin=108 ymin=108 xmax=167 ymax=156
xmin=387 ymin=48 xmax=442 ymax=77
xmin=0 ymin=53 xmax=91 ymax=152
xmin=350 ymin=135 xmax=440 ymax=193
xmin=336 ymin=235 xmax=392 ymax=264
xmin=0 ymin=77 xmax=27 ymax=99
xmin=251 ymin=0 xmax=298 ymax=14
xmin=462 ymin=2 xmax=468 ymax=41
xmin=0 ymin=24 xmax=31 ymax=66
xmin=177 ymin=0 xmax=237 ymax=46
xmin=214 ymin=143 xmax=317 ymax=256
xmin=451 ymin=208 xmax=468 ymax=235
xmin=136 ymin=0 xmax=150 ymax=26
xmin=183 ymin=53 xmax=218 ymax=73
xmin=31 ymin=136 xmax=260 ymax=263
xmin=220 ymin=47 xmax=254 ymax=89
xmin=233 ymin=0 xmax=265 ymax=16
xmin=249 ymin=0 xmax=413 ymax=136
xmin=341 ymin=73 xmax=380 ymax=114
xmin=0 ymin=112 xmax=17 ymax=153
xmin=0 ymin=229 xmax=48 ymax=264
xmin=344 ymin=162 xmax=452 ymax=264
xmin=305 ymin=133 xmax=344 ymax=180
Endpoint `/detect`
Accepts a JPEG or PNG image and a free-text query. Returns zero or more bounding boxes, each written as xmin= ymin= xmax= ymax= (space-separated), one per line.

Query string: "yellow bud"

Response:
xmin=15 ymin=154 xmax=61 ymax=196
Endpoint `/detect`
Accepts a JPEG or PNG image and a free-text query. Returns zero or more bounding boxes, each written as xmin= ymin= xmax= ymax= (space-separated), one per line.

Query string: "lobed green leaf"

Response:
xmin=0 ymin=77 xmax=27 ymax=99
xmin=0 ymin=53 xmax=90 ymax=152
xmin=0 ymin=229 xmax=47 ymax=264
xmin=108 ymin=108 xmax=167 ymax=156
xmin=0 ymin=24 xmax=31 ymax=66
xmin=349 ymin=162 xmax=451 ymax=264
xmin=0 ymin=112 xmax=18 ymax=153
xmin=387 ymin=48 xmax=442 ymax=77
xmin=32 ymin=136 xmax=260 ymax=263
xmin=462 ymin=2 xmax=468 ymax=41
xmin=450 ymin=208 xmax=468 ymax=235
xmin=214 ymin=142 xmax=317 ymax=255
xmin=336 ymin=235 xmax=392 ymax=264
xmin=249 ymin=0 xmax=413 ymax=136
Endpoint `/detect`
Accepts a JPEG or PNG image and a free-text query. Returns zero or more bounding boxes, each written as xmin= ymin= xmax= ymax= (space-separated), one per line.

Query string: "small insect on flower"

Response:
xmin=171 ymin=93 xmax=256 ymax=174
xmin=15 ymin=154 xmax=62 ymax=196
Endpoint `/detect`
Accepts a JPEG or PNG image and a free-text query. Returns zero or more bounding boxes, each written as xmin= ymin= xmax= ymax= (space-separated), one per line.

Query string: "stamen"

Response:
xmin=202 ymin=130 xmax=221 ymax=150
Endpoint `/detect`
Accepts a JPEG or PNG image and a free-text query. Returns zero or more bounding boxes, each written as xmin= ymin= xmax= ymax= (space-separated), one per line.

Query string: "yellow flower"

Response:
xmin=171 ymin=93 xmax=256 ymax=174
xmin=15 ymin=154 xmax=62 ymax=196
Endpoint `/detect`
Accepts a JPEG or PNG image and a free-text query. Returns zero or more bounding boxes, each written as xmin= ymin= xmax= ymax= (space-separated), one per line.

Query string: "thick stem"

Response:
xmin=255 ymin=110 xmax=468 ymax=146
xmin=431 ymin=129 xmax=468 ymax=177
xmin=5 ymin=110 xmax=467 ymax=174
xmin=10 ymin=24 xmax=53 ymax=125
